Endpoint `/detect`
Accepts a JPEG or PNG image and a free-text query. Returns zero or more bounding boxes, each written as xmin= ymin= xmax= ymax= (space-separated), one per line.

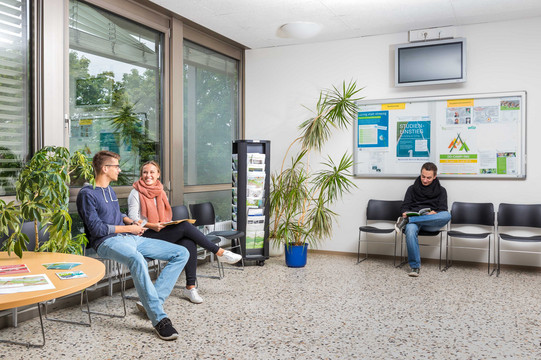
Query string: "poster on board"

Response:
xmin=354 ymin=92 xmax=525 ymax=178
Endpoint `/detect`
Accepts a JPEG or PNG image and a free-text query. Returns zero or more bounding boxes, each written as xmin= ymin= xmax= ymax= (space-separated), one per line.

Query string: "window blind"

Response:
xmin=0 ymin=0 xmax=29 ymax=196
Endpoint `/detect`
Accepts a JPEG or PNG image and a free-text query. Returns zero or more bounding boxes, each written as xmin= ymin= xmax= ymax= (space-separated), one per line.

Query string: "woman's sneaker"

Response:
xmin=218 ymin=250 xmax=242 ymax=264
xmin=182 ymin=287 xmax=203 ymax=304
xmin=154 ymin=317 xmax=178 ymax=341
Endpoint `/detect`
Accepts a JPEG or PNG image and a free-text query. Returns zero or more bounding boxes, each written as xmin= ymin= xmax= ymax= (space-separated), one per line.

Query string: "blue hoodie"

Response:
xmin=77 ymin=184 xmax=128 ymax=250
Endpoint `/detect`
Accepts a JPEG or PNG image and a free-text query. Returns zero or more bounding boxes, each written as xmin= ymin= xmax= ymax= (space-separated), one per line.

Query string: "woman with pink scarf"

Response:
xmin=128 ymin=161 xmax=241 ymax=305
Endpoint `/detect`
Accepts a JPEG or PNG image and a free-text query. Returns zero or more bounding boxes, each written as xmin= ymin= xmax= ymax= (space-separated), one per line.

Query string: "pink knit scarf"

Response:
xmin=133 ymin=179 xmax=172 ymax=223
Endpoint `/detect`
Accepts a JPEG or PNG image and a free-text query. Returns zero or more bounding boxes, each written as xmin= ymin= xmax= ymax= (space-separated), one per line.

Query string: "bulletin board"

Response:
xmin=353 ymin=91 xmax=526 ymax=178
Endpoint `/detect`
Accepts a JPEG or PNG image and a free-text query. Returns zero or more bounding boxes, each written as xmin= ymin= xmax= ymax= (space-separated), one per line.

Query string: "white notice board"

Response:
xmin=354 ymin=91 xmax=526 ymax=178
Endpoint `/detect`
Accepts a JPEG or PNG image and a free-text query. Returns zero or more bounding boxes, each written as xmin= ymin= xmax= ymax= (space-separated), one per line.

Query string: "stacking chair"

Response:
xmin=189 ymin=202 xmax=245 ymax=270
xmin=445 ymin=202 xmax=495 ymax=274
xmin=357 ymin=200 xmax=403 ymax=266
xmin=171 ymin=205 xmax=224 ymax=279
xmin=80 ymin=246 xmax=127 ymax=319
xmin=497 ymin=203 xmax=541 ymax=276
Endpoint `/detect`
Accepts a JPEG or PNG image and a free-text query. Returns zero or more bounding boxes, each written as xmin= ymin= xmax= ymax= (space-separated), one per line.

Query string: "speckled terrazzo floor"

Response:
xmin=0 ymin=253 xmax=540 ymax=359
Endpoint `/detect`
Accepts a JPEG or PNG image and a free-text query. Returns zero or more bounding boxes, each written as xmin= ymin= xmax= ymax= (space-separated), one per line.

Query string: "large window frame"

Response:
xmin=3 ymin=0 xmax=245 ymax=209
xmin=177 ymin=26 xmax=244 ymax=212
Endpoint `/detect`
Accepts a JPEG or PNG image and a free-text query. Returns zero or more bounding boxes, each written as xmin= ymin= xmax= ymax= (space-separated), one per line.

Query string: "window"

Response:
xmin=68 ymin=0 xmax=163 ymax=185
xmin=183 ymin=41 xmax=239 ymax=186
xmin=183 ymin=41 xmax=239 ymax=220
xmin=0 ymin=0 xmax=31 ymax=195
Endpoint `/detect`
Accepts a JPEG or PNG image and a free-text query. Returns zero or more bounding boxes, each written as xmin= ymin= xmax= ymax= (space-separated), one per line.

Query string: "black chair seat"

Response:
xmin=206 ymin=234 xmax=222 ymax=245
xmin=447 ymin=230 xmax=491 ymax=239
xmin=418 ymin=230 xmax=442 ymax=237
xmin=499 ymin=233 xmax=541 ymax=242
xmin=209 ymin=230 xmax=245 ymax=239
xmin=359 ymin=226 xmax=395 ymax=234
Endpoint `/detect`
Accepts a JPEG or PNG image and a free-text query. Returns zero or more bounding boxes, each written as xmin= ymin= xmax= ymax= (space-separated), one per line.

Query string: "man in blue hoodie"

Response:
xmin=77 ymin=150 xmax=189 ymax=340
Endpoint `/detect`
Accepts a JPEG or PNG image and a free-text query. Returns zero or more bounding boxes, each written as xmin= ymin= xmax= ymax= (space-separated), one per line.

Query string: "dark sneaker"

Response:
xmin=395 ymin=217 xmax=408 ymax=233
xmin=408 ymin=268 xmax=420 ymax=277
xmin=154 ymin=317 xmax=179 ymax=341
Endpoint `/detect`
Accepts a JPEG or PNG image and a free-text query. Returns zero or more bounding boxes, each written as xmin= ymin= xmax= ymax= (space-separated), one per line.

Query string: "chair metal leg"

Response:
xmin=497 ymin=236 xmax=501 ymax=277
xmin=442 ymin=234 xmax=452 ymax=272
xmin=487 ymin=235 xmax=496 ymax=276
xmin=214 ymin=238 xmax=244 ymax=272
xmin=43 ymin=290 xmax=91 ymax=327
xmin=356 ymin=230 xmax=368 ymax=264
xmin=394 ymin=232 xmax=408 ymax=268
xmin=0 ymin=303 xmax=46 ymax=348
xmin=438 ymin=233 xmax=442 ymax=270
xmin=82 ymin=262 xmax=127 ymax=318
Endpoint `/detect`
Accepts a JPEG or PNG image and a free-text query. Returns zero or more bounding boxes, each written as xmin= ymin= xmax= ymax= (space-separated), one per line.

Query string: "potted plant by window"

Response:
xmin=268 ymin=81 xmax=362 ymax=267
xmin=0 ymin=146 xmax=94 ymax=258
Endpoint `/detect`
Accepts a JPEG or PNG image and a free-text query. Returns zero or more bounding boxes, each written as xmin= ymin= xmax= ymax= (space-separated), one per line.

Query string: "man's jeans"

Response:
xmin=97 ymin=234 xmax=189 ymax=326
xmin=404 ymin=211 xmax=451 ymax=269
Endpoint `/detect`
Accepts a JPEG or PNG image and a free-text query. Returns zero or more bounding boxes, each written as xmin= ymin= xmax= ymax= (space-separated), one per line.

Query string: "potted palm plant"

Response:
xmin=268 ymin=81 xmax=362 ymax=267
xmin=0 ymin=146 xmax=94 ymax=258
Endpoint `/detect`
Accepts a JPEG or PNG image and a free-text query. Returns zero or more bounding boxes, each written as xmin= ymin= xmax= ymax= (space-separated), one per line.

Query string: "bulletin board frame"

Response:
xmin=353 ymin=91 xmax=526 ymax=179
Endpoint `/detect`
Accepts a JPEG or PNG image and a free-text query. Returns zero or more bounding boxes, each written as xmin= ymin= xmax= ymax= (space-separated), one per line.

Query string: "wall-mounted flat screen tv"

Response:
xmin=395 ymin=38 xmax=466 ymax=87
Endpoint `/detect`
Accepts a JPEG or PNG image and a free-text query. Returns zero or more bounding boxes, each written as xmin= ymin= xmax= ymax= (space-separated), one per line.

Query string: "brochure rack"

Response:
xmin=232 ymin=140 xmax=270 ymax=265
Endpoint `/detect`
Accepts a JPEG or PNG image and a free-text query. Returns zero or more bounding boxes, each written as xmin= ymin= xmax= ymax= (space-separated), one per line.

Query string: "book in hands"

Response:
xmin=405 ymin=208 xmax=432 ymax=217
xmin=56 ymin=271 xmax=87 ymax=280
xmin=162 ymin=218 xmax=196 ymax=226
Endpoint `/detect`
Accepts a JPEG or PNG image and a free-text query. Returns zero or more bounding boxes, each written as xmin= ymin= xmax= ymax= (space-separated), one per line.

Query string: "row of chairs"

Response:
xmin=357 ymin=200 xmax=541 ymax=276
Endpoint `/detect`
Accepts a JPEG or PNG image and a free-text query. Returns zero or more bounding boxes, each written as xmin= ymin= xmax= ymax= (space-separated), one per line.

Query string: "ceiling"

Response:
xmin=148 ymin=0 xmax=541 ymax=49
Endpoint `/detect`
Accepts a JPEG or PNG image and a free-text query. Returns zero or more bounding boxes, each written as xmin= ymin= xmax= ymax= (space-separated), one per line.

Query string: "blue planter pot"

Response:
xmin=285 ymin=243 xmax=308 ymax=267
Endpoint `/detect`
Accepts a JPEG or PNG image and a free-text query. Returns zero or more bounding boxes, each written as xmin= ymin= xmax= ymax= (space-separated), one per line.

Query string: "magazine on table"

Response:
xmin=42 ymin=262 xmax=82 ymax=270
xmin=0 ymin=264 xmax=30 ymax=275
xmin=0 ymin=274 xmax=55 ymax=294
xmin=56 ymin=271 xmax=88 ymax=280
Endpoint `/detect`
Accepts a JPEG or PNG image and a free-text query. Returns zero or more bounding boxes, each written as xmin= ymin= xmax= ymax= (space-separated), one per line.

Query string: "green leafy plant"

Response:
xmin=269 ymin=81 xmax=362 ymax=248
xmin=0 ymin=146 xmax=94 ymax=258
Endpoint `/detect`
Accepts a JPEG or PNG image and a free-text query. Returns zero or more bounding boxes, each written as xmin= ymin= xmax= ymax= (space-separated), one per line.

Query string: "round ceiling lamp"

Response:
xmin=279 ymin=22 xmax=322 ymax=39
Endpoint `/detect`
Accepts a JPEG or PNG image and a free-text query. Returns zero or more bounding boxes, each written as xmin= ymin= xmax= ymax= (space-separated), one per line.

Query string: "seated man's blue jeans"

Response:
xmin=404 ymin=211 xmax=451 ymax=269
xmin=97 ymin=234 xmax=189 ymax=326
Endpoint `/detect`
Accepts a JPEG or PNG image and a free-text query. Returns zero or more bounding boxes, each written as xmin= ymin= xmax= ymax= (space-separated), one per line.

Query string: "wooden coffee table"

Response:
xmin=0 ymin=251 xmax=105 ymax=347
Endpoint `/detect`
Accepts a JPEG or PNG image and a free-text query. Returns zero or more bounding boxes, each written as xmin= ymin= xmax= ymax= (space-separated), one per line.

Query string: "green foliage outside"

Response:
xmin=69 ymin=52 xmax=160 ymax=185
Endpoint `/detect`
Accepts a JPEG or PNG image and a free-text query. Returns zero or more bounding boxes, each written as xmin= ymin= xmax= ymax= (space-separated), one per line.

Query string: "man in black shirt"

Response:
xmin=395 ymin=162 xmax=451 ymax=277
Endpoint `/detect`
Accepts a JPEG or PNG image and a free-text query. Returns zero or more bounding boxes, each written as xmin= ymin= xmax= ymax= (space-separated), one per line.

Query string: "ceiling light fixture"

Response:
xmin=279 ymin=22 xmax=322 ymax=39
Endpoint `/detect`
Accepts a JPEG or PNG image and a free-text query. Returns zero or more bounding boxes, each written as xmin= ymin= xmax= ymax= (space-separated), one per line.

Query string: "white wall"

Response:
xmin=245 ymin=17 xmax=541 ymax=266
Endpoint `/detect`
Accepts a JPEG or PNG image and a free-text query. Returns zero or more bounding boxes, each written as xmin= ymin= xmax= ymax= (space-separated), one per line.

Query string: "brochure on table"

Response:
xmin=0 ymin=274 xmax=55 ymax=294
